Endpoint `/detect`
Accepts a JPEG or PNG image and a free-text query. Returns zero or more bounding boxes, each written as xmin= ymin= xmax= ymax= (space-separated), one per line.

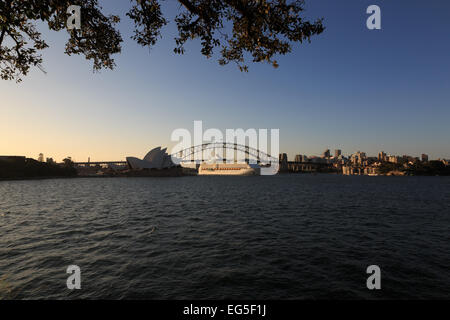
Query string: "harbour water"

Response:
xmin=0 ymin=175 xmax=449 ymax=299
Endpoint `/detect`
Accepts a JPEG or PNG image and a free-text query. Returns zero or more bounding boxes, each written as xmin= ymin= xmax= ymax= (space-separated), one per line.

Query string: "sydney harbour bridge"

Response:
xmin=170 ymin=142 xmax=278 ymax=164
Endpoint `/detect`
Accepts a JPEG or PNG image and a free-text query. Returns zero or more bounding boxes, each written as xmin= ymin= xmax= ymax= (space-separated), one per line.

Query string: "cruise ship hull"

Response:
xmin=198 ymin=163 xmax=260 ymax=176
xmin=199 ymin=168 xmax=258 ymax=176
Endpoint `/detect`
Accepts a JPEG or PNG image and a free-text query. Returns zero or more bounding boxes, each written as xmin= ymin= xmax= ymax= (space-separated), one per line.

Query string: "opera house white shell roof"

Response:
xmin=126 ymin=147 xmax=175 ymax=170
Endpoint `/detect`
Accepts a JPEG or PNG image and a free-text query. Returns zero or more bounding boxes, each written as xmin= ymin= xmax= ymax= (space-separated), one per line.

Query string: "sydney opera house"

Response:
xmin=126 ymin=147 xmax=175 ymax=170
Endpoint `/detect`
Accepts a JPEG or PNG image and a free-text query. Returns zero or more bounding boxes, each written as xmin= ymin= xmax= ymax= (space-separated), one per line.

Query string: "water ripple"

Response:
xmin=0 ymin=175 xmax=449 ymax=299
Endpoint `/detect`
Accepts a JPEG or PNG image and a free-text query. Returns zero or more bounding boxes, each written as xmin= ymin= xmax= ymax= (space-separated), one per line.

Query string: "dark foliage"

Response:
xmin=377 ymin=162 xmax=404 ymax=175
xmin=377 ymin=161 xmax=450 ymax=176
xmin=406 ymin=161 xmax=450 ymax=176
xmin=0 ymin=0 xmax=324 ymax=81
xmin=0 ymin=158 xmax=77 ymax=179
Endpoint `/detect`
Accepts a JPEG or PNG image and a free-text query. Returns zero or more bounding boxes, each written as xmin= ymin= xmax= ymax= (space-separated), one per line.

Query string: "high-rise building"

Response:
xmin=378 ymin=151 xmax=387 ymax=162
xmin=38 ymin=153 xmax=44 ymax=162
xmin=388 ymin=155 xmax=399 ymax=164
xmin=421 ymin=154 xmax=429 ymax=162
xmin=350 ymin=151 xmax=367 ymax=165
xmin=279 ymin=153 xmax=288 ymax=163
xmin=334 ymin=149 xmax=342 ymax=158
xmin=323 ymin=149 xmax=330 ymax=158
xmin=294 ymin=154 xmax=302 ymax=162
xmin=279 ymin=153 xmax=288 ymax=172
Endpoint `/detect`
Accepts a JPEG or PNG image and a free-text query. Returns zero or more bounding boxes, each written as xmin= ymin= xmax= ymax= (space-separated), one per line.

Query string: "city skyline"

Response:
xmin=12 ymin=145 xmax=441 ymax=165
xmin=1 ymin=0 xmax=450 ymax=161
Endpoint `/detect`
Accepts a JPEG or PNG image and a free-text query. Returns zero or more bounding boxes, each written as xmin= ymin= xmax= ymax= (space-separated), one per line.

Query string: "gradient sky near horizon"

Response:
xmin=1 ymin=0 xmax=449 ymax=162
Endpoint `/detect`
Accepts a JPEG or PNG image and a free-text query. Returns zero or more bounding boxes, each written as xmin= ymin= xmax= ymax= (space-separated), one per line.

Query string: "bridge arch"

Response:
xmin=170 ymin=142 xmax=278 ymax=164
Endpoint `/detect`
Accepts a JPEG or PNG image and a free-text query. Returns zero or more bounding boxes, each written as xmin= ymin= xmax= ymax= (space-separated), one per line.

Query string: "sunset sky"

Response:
xmin=1 ymin=0 xmax=449 ymax=162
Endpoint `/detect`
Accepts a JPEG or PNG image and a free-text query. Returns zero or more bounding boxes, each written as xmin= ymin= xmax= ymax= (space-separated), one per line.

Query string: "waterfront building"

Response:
xmin=342 ymin=164 xmax=378 ymax=176
xmin=364 ymin=167 xmax=378 ymax=176
xmin=294 ymin=154 xmax=309 ymax=163
xmin=334 ymin=149 xmax=342 ymax=158
xmin=279 ymin=153 xmax=288 ymax=163
xmin=342 ymin=166 xmax=361 ymax=175
xmin=378 ymin=151 xmax=387 ymax=162
xmin=342 ymin=166 xmax=350 ymax=175
xmin=309 ymin=156 xmax=326 ymax=164
xmin=351 ymin=151 xmax=367 ymax=165
xmin=279 ymin=153 xmax=289 ymax=172
xmin=388 ymin=155 xmax=400 ymax=164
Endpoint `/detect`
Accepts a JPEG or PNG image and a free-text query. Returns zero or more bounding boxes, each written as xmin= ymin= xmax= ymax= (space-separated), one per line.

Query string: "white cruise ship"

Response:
xmin=198 ymin=163 xmax=260 ymax=176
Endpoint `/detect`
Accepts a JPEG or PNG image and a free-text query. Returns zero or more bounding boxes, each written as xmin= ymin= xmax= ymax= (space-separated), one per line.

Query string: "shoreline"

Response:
xmin=2 ymin=172 xmax=450 ymax=182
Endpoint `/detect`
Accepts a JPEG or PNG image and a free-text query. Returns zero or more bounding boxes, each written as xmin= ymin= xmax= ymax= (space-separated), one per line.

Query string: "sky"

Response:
xmin=1 ymin=0 xmax=449 ymax=162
